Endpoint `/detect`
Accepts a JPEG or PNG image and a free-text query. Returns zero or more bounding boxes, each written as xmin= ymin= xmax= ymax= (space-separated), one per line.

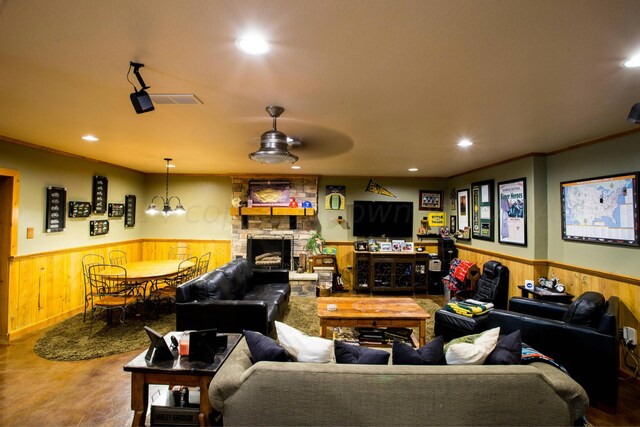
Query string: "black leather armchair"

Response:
xmin=487 ymin=292 xmax=619 ymax=411
xmin=434 ymin=260 xmax=510 ymax=341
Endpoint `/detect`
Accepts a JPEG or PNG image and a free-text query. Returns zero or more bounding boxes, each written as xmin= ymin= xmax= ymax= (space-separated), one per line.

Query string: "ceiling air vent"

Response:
xmin=149 ymin=94 xmax=204 ymax=105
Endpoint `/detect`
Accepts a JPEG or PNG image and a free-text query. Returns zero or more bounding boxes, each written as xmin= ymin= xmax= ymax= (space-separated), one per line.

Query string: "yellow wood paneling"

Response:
xmin=6 ymin=239 xmax=230 ymax=339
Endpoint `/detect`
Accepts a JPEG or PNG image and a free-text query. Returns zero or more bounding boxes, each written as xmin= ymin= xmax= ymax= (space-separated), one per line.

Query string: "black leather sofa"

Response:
xmin=175 ymin=258 xmax=291 ymax=335
xmin=487 ymin=292 xmax=619 ymax=411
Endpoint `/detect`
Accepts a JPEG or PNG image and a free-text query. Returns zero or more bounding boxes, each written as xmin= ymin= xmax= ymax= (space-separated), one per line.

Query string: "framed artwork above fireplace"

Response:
xmin=248 ymin=180 xmax=290 ymax=207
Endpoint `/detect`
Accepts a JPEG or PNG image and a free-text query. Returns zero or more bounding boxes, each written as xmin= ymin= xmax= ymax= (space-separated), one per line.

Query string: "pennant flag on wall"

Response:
xmin=365 ymin=179 xmax=397 ymax=198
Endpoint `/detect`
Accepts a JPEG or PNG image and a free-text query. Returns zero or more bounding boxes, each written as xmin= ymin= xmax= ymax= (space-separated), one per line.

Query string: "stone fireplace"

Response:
xmin=247 ymin=235 xmax=293 ymax=270
xmin=231 ymin=176 xmax=319 ymax=270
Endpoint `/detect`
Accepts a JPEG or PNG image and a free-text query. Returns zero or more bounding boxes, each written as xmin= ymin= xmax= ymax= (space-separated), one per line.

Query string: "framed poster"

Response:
xmin=419 ymin=190 xmax=443 ymax=211
xmin=561 ymin=172 xmax=638 ymax=247
xmin=124 ymin=194 xmax=136 ymax=228
xmin=456 ymin=189 xmax=470 ymax=240
xmin=325 ymin=185 xmax=346 ymax=210
xmin=498 ymin=178 xmax=527 ymax=246
xmin=92 ymin=175 xmax=108 ymax=214
xmin=450 ymin=215 xmax=457 ymax=234
xmin=45 ymin=186 xmax=67 ymax=233
xmin=471 ymin=180 xmax=494 ymax=241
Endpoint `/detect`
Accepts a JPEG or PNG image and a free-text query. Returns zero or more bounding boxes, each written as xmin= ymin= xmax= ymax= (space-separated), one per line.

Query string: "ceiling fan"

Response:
xmin=249 ymin=106 xmax=299 ymax=164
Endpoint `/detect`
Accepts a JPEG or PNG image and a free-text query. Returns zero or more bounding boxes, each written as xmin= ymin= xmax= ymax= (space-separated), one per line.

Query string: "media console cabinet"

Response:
xmin=353 ymin=251 xmax=430 ymax=293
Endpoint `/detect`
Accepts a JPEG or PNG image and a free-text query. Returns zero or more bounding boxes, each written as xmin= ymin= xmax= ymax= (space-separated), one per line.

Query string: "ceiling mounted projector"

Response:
xmin=128 ymin=62 xmax=155 ymax=114
xmin=249 ymin=106 xmax=299 ymax=164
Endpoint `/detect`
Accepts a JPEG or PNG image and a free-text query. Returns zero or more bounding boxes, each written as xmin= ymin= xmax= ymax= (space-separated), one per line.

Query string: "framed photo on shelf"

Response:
xmin=419 ymin=190 xmax=443 ymax=211
xmin=498 ymin=178 xmax=527 ymax=246
xmin=380 ymin=242 xmax=392 ymax=252
xmin=471 ymin=180 xmax=494 ymax=241
xmin=401 ymin=242 xmax=414 ymax=252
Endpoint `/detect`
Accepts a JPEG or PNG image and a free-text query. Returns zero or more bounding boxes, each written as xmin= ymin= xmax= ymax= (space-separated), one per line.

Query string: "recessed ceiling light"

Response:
xmin=623 ymin=52 xmax=640 ymax=68
xmin=291 ymin=165 xmax=301 ymax=169
xmin=457 ymin=138 xmax=473 ymax=147
xmin=82 ymin=135 xmax=99 ymax=142
xmin=408 ymin=168 xmax=418 ymax=172
xmin=236 ymin=34 xmax=270 ymax=55
xmin=166 ymin=164 xmax=176 ymax=169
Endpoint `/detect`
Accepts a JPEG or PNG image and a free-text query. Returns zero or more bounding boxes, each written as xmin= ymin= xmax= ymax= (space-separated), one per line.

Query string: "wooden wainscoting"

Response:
xmin=6 ymin=239 xmax=231 ymax=340
xmin=456 ymin=243 xmax=640 ymax=374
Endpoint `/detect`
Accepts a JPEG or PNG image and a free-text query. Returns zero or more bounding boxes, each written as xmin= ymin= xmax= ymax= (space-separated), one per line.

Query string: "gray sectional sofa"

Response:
xmin=209 ymin=337 xmax=589 ymax=426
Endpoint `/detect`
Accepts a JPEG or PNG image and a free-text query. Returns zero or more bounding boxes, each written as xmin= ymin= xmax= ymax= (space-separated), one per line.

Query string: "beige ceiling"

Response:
xmin=1 ymin=0 xmax=640 ymax=176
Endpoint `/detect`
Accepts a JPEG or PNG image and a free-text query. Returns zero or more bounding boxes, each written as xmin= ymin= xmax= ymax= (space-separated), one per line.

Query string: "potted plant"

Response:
xmin=305 ymin=231 xmax=325 ymax=255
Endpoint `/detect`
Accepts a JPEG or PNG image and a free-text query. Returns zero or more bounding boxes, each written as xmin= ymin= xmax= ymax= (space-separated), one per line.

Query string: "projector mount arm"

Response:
xmin=129 ymin=61 xmax=150 ymax=92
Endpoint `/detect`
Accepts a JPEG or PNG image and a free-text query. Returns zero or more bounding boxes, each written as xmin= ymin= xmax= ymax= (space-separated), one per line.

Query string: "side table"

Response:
xmin=123 ymin=332 xmax=241 ymax=426
xmin=517 ymin=285 xmax=574 ymax=304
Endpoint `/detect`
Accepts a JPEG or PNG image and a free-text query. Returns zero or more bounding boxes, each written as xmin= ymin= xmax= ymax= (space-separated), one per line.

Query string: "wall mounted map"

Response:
xmin=561 ymin=172 xmax=639 ymax=247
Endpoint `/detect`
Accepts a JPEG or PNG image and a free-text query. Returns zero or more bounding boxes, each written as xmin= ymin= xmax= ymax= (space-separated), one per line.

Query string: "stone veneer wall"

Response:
xmin=230 ymin=176 xmax=319 ymax=264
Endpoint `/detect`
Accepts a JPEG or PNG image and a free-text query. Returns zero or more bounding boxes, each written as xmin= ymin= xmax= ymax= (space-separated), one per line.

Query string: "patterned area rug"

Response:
xmin=34 ymin=296 xmax=441 ymax=361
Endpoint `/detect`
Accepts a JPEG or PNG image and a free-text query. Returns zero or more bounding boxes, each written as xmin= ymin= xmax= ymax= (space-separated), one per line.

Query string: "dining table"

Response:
xmin=97 ymin=259 xmax=196 ymax=299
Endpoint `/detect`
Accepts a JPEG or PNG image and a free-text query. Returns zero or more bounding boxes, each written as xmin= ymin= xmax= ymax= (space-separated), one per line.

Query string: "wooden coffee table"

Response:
xmin=317 ymin=297 xmax=430 ymax=346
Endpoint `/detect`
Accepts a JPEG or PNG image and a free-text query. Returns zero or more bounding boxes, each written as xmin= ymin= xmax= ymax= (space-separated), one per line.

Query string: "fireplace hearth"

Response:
xmin=247 ymin=236 xmax=293 ymax=270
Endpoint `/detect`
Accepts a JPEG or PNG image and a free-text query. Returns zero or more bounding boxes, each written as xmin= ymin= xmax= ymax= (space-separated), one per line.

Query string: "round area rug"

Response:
xmin=35 ymin=296 xmax=441 ymax=361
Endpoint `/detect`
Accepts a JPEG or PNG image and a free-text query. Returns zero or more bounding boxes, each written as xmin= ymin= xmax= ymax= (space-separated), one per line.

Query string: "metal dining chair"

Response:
xmin=81 ymin=254 xmax=104 ymax=322
xmin=152 ymin=256 xmax=198 ymax=315
xmin=196 ymin=252 xmax=211 ymax=276
xmin=108 ymin=249 xmax=127 ymax=266
xmin=168 ymin=246 xmax=192 ymax=260
xmin=87 ymin=264 xmax=142 ymax=338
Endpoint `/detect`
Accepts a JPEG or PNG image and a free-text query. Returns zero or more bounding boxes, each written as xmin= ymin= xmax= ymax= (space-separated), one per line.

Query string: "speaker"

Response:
xmin=628 ymin=102 xmax=640 ymax=124
xmin=130 ymin=90 xmax=155 ymax=114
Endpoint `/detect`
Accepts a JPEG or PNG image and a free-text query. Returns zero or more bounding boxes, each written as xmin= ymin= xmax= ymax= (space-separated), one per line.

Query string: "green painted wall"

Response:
xmin=0 ymin=140 xmax=145 ymax=255
xmin=142 ymin=174 xmax=232 ymax=240
xmin=546 ymin=133 xmax=640 ymax=277
xmin=317 ymin=176 xmax=446 ymax=242
xmin=3 ymin=131 xmax=640 ymax=280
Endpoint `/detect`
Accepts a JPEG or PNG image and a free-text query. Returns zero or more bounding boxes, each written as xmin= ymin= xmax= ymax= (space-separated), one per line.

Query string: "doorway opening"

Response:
xmin=0 ymin=168 xmax=19 ymax=342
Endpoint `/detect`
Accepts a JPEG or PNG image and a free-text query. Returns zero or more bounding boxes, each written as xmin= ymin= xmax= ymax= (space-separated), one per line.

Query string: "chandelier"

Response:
xmin=145 ymin=158 xmax=185 ymax=216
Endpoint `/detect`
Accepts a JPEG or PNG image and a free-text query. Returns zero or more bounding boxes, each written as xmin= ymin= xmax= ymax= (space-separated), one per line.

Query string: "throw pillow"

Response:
xmin=444 ymin=326 xmax=500 ymax=365
xmin=485 ymin=330 xmax=522 ymax=365
xmin=275 ymin=321 xmax=335 ymax=363
xmin=243 ymin=330 xmax=291 ymax=363
xmin=334 ymin=340 xmax=390 ymax=365
xmin=392 ymin=336 xmax=446 ymax=365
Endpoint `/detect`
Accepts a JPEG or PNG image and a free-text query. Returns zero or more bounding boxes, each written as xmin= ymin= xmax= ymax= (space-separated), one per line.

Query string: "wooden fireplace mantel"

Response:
xmin=229 ymin=207 xmax=315 ymax=216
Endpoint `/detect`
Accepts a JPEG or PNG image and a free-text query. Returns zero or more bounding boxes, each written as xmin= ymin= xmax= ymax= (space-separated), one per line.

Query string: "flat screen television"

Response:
xmin=353 ymin=200 xmax=413 ymax=237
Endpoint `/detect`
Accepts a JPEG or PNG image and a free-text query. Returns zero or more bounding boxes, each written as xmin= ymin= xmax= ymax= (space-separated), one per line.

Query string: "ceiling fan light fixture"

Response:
xmin=249 ymin=106 xmax=299 ymax=164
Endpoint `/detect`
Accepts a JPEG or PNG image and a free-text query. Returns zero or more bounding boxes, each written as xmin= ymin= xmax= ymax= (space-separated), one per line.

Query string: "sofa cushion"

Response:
xmin=561 ymin=291 xmax=605 ymax=327
xmin=218 ymin=259 xmax=248 ymax=299
xmin=275 ymin=321 xmax=335 ymax=363
xmin=243 ymin=330 xmax=291 ymax=363
xmin=192 ymin=271 xmax=235 ymax=300
xmin=392 ymin=336 xmax=445 ymax=365
xmin=485 ymin=330 xmax=522 ymax=365
xmin=334 ymin=340 xmax=390 ymax=365
xmin=444 ymin=326 xmax=500 ymax=365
